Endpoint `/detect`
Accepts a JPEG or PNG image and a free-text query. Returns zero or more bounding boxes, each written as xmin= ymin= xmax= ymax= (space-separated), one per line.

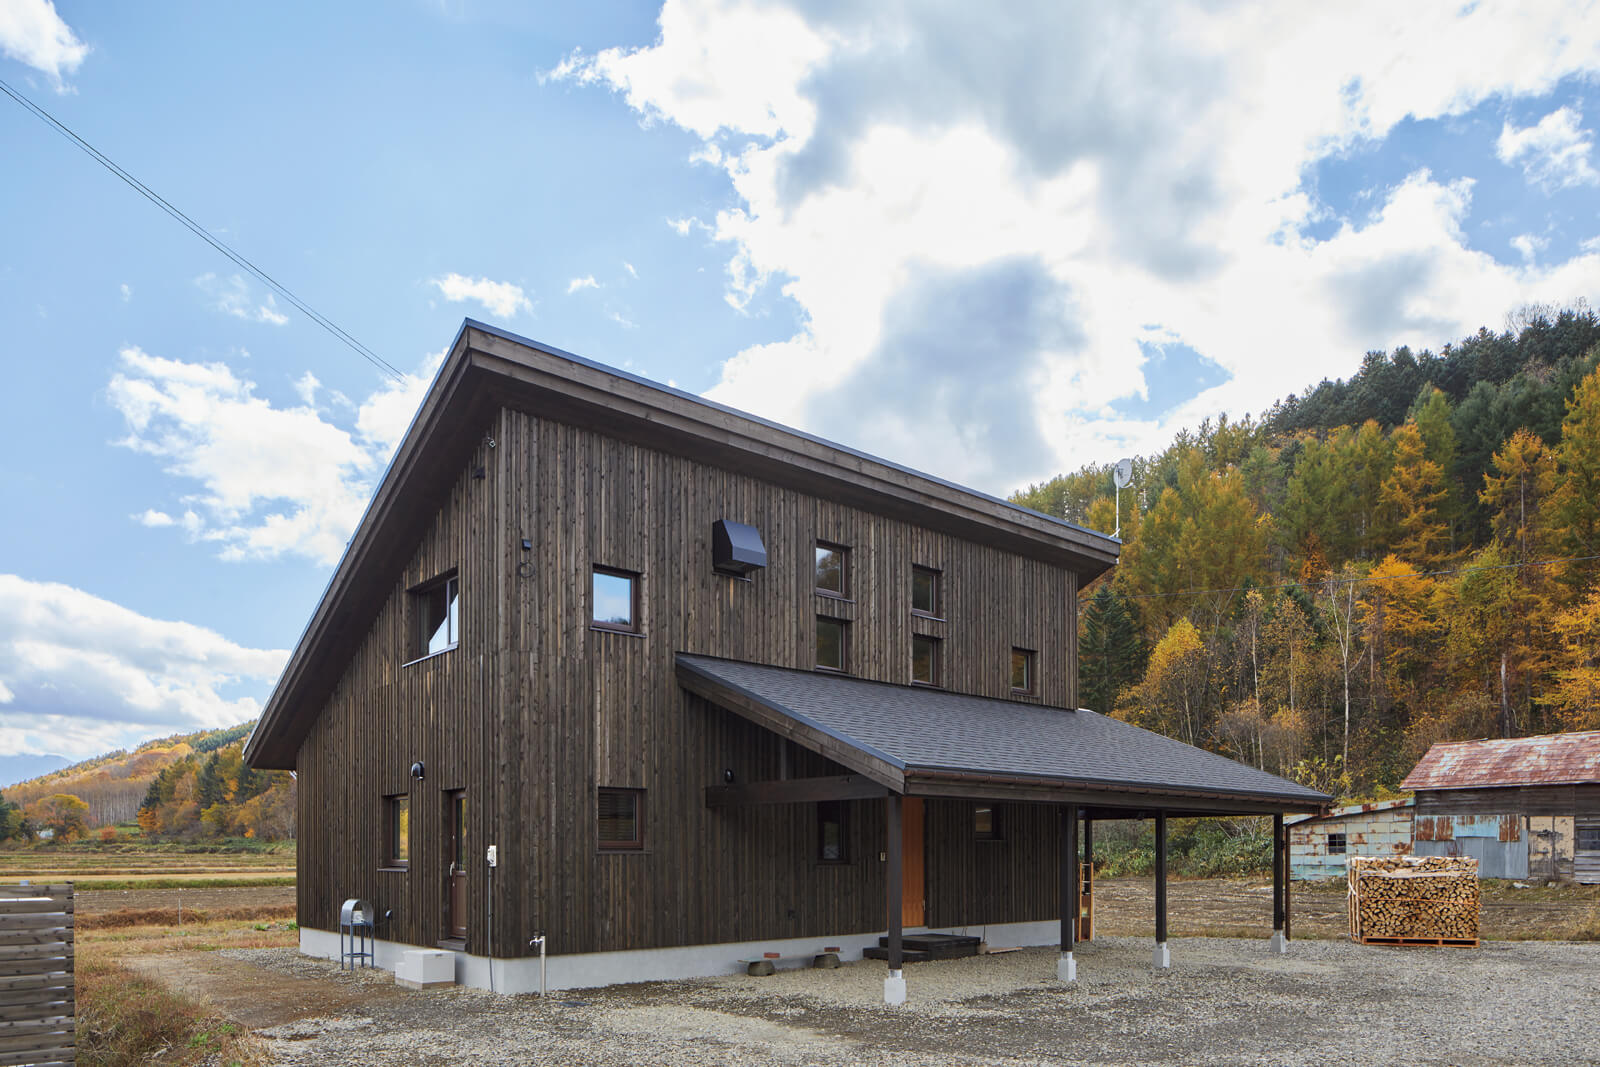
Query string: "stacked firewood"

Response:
xmin=1347 ymin=855 xmax=1480 ymax=941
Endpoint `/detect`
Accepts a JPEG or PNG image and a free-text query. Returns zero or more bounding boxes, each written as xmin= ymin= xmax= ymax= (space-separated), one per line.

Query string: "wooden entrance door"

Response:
xmin=447 ymin=791 xmax=467 ymax=940
xmin=902 ymin=798 xmax=925 ymax=927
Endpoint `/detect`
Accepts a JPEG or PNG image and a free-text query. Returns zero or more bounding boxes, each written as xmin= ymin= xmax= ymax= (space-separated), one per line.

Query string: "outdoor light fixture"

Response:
xmin=724 ymin=768 xmax=735 ymax=783
xmin=410 ymin=761 xmax=425 ymax=780
xmin=521 ymin=538 xmax=532 ymax=551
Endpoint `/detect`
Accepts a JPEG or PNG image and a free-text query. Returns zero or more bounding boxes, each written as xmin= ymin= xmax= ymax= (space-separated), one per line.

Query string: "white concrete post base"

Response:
xmin=884 ymin=969 xmax=907 ymax=1006
xmin=1152 ymin=941 xmax=1171 ymax=970
xmin=1268 ymin=929 xmax=1288 ymax=955
xmin=1057 ymin=951 xmax=1077 ymax=982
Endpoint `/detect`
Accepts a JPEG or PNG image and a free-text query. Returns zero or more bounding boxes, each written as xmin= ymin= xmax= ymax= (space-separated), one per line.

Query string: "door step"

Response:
xmin=863 ymin=933 xmax=981 ymax=962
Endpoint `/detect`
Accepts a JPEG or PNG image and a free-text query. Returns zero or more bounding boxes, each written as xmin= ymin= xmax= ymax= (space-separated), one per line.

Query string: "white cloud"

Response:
xmin=293 ymin=371 xmax=320 ymax=406
xmin=607 ymin=310 xmax=638 ymax=329
xmin=1511 ymin=233 xmax=1549 ymax=263
xmin=1497 ymin=106 xmax=1600 ymax=192
xmin=0 ymin=0 xmax=88 ymax=88
xmin=133 ymin=509 xmax=174 ymax=528
xmin=0 ymin=575 xmax=287 ymax=759
xmin=195 ymin=273 xmax=290 ymax=326
xmin=353 ymin=349 xmax=446 ymax=456
xmin=557 ymin=0 xmax=1600 ymax=489
xmin=567 ymin=275 xmax=600 ymax=294
xmin=429 ymin=272 xmax=532 ymax=318
xmin=119 ymin=283 xmax=131 ymax=302
xmin=624 ymin=262 xmax=638 ymax=279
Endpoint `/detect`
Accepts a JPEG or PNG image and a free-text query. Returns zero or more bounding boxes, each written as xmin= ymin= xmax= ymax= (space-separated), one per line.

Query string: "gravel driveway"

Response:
xmin=217 ymin=936 xmax=1599 ymax=1066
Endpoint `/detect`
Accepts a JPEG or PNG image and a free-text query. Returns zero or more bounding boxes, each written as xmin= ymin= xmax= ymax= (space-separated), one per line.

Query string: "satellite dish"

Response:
xmin=1113 ymin=458 xmax=1134 ymax=489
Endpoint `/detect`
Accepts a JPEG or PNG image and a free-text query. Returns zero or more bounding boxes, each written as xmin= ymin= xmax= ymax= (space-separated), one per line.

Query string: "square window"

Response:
xmin=912 ymin=566 xmax=940 ymax=617
xmin=1011 ymin=648 xmax=1036 ymax=693
xmin=818 ymin=800 xmax=849 ymax=863
xmin=1578 ymin=827 xmax=1600 ymax=851
xmin=974 ymin=804 xmax=1000 ymax=841
xmin=592 ymin=567 xmax=640 ymax=632
xmin=815 ymin=542 xmax=849 ymax=597
xmin=816 ymin=616 xmax=849 ymax=672
xmin=385 ymin=795 xmax=410 ymax=868
xmin=412 ymin=574 xmax=459 ymax=659
xmin=1326 ymin=832 xmax=1347 ymax=855
xmin=912 ymin=634 xmax=940 ymax=686
xmin=598 ymin=788 xmax=643 ymax=850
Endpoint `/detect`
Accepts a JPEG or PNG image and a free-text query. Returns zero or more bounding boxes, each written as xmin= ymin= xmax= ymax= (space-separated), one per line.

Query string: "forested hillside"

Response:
xmin=1014 ymin=306 xmax=1600 ymax=797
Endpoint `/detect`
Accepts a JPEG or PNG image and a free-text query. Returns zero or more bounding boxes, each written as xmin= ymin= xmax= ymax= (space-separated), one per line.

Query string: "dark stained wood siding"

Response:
xmin=298 ymin=405 xmax=1082 ymax=957
xmin=1414 ymin=785 xmax=1600 ymax=818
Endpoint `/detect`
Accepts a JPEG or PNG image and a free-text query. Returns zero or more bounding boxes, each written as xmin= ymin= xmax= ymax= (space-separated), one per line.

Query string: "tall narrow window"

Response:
xmin=385 ymin=794 xmax=410 ymax=868
xmin=818 ymin=800 xmax=849 ymax=863
xmin=592 ymin=567 xmax=640 ymax=633
xmin=912 ymin=634 xmax=940 ymax=686
xmin=411 ymin=574 xmax=459 ymax=659
xmin=1011 ymin=647 xmax=1036 ymax=694
xmin=815 ymin=542 xmax=849 ymax=597
xmin=912 ymin=566 xmax=940 ymax=617
xmin=598 ymin=788 xmax=644 ymax=850
xmin=974 ymin=804 xmax=1000 ymax=841
xmin=816 ymin=616 xmax=849 ymax=672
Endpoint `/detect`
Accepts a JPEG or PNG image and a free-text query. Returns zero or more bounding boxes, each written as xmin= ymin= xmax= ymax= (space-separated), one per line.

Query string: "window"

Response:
xmin=1578 ymin=826 xmax=1600 ymax=851
xmin=411 ymin=574 xmax=459 ymax=659
xmin=1011 ymin=648 xmax=1036 ymax=693
xmin=815 ymin=542 xmax=849 ymax=597
xmin=818 ymin=800 xmax=849 ymax=863
xmin=385 ymin=795 xmax=410 ymax=868
xmin=912 ymin=634 xmax=940 ymax=686
xmin=975 ymin=804 xmax=1000 ymax=841
xmin=592 ymin=567 xmax=639 ymax=633
xmin=912 ymin=566 xmax=940 ymax=617
xmin=598 ymin=788 xmax=643 ymax=850
xmin=816 ymin=616 xmax=849 ymax=672
xmin=1327 ymin=832 xmax=1347 ymax=855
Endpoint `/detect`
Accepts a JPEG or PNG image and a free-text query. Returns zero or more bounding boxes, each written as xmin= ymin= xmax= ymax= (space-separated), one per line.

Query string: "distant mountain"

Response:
xmin=0 ymin=754 xmax=70 ymax=791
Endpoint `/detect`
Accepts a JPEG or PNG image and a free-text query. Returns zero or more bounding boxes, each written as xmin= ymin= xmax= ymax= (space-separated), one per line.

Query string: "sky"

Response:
xmin=2 ymin=0 xmax=1599 ymax=776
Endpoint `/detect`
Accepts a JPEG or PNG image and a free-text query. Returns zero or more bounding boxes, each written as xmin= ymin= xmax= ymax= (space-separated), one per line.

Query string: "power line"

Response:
xmin=1119 ymin=552 xmax=1600 ymax=601
xmin=0 ymin=76 xmax=405 ymax=384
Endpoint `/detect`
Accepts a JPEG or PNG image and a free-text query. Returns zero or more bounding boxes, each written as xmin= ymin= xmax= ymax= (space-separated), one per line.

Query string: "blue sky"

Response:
xmin=1 ymin=0 xmax=1598 ymax=773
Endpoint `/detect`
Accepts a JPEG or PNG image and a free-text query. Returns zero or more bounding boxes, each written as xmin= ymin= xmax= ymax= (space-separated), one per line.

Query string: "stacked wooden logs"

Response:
xmin=1347 ymin=855 xmax=1480 ymax=942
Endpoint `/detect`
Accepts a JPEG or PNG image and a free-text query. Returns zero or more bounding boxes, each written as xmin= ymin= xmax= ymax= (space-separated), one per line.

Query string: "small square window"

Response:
xmin=412 ymin=574 xmax=459 ymax=659
xmin=974 ymin=804 xmax=1000 ymax=841
xmin=598 ymin=788 xmax=643 ymax=850
xmin=592 ymin=567 xmax=640 ymax=633
xmin=816 ymin=616 xmax=849 ymax=672
xmin=912 ymin=566 xmax=940 ymax=617
xmin=815 ymin=542 xmax=849 ymax=597
xmin=1327 ymin=832 xmax=1347 ymax=856
xmin=818 ymin=800 xmax=849 ymax=863
xmin=1011 ymin=648 xmax=1036 ymax=693
xmin=1579 ymin=827 xmax=1600 ymax=852
xmin=912 ymin=634 xmax=940 ymax=686
xmin=385 ymin=795 xmax=410 ymax=868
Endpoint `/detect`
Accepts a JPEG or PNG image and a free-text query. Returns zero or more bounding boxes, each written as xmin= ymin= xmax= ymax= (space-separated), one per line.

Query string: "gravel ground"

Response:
xmin=213 ymin=936 xmax=1600 ymax=1066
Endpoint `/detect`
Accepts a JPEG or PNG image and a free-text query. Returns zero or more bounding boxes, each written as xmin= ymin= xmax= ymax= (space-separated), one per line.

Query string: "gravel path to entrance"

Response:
xmin=194 ymin=936 xmax=1600 ymax=1066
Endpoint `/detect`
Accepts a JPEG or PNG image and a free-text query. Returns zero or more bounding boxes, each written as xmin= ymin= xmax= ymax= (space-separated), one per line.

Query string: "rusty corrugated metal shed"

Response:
xmin=1401 ymin=731 xmax=1600 ymax=790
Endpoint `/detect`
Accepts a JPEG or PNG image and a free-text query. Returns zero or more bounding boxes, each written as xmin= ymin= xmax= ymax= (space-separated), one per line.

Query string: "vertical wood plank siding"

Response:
xmin=297 ymin=407 xmax=1080 ymax=957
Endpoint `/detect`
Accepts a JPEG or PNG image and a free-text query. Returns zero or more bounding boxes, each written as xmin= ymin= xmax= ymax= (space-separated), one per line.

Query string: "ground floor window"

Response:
xmin=817 ymin=800 xmax=849 ymax=863
xmin=1327 ymin=831 xmax=1347 ymax=855
xmin=975 ymin=804 xmax=1000 ymax=840
xmin=598 ymin=788 xmax=644 ymax=850
xmin=385 ymin=794 xmax=410 ymax=868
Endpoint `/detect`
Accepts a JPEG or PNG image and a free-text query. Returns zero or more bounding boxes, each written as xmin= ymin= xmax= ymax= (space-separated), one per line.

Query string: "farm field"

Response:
xmin=0 ymin=841 xmax=295 ymax=891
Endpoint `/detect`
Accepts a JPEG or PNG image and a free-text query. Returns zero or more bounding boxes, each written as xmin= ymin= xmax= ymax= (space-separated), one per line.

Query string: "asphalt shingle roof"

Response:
xmin=678 ymin=654 xmax=1329 ymax=808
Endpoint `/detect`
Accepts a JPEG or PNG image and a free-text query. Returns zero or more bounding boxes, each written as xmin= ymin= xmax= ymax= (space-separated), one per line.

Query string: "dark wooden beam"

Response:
xmin=1283 ymin=818 xmax=1293 ymax=942
xmin=1062 ymin=804 xmax=1078 ymax=955
xmin=886 ymin=793 xmax=903 ymax=972
xmin=705 ymin=774 xmax=888 ymax=808
xmin=1272 ymin=813 xmax=1285 ymax=934
xmin=906 ymin=774 xmax=1320 ymax=816
xmin=1155 ymin=811 xmax=1168 ymax=946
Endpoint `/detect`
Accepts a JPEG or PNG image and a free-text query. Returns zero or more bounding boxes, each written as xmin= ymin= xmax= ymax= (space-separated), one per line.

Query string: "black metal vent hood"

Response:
xmin=712 ymin=519 xmax=767 ymax=576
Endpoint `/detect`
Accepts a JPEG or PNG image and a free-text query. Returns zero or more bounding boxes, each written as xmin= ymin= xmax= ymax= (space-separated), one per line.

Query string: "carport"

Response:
xmin=679 ymin=654 xmax=1331 ymax=1003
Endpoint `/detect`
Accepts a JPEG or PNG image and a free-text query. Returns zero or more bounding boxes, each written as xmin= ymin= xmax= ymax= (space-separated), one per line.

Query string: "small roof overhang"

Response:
xmin=677 ymin=654 xmax=1331 ymax=817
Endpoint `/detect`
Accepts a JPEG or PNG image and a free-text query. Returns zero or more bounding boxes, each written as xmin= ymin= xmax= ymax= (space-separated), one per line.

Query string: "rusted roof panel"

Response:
xmin=1401 ymin=731 xmax=1600 ymax=791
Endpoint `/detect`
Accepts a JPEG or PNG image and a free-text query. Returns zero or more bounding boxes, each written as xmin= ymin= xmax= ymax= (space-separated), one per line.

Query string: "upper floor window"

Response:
xmin=1011 ymin=647 xmax=1036 ymax=694
xmin=412 ymin=574 xmax=459 ymax=659
xmin=912 ymin=566 xmax=940 ymax=617
xmin=816 ymin=616 xmax=849 ymax=672
xmin=592 ymin=566 xmax=640 ymax=633
xmin=815 ymin=542 xmax=849 ymax=598
xmin=598 ymin=787 xmax=644 ymax=851
xmin=912 ymin=634 xmax=940 ymax=686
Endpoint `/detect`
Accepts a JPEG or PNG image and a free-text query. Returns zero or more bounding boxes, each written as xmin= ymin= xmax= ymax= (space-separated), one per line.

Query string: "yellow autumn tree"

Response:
xmin=1115 ymin=617 xmax=1208 ymax=746
xmin=1380 ymin=422 xmax=1452 ymax=568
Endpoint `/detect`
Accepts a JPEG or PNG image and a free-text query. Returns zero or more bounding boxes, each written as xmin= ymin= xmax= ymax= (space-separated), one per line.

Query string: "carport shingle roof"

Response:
xmin=677 ymin=654 xmax=1329 ymax=808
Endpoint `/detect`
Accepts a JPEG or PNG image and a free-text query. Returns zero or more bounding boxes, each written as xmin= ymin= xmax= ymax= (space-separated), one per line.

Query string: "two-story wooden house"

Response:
xmin=244 ymin=321 xmax=1327 ymax=998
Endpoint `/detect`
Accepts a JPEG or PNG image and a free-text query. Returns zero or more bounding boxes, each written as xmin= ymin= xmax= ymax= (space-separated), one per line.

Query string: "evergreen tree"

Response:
xmin=1079 ymin=585 xmax=1145 ymax=713
xmin=1380 ymin=422 xmax=1452 ymax=567
xmin=1548 ymin=363 xmax=1600 ymax=594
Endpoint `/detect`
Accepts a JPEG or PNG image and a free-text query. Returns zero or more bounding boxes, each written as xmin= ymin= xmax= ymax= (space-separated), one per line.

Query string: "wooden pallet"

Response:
xmin=1353 ymin=934 xmax=1479 ymax=948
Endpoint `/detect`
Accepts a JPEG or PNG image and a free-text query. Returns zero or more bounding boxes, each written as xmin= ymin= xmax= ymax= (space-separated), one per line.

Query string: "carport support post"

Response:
xmin=884 ymin=791 xmax=906 ymax=1006
xmin=1153 ymin=811 xmax=1170 ymax=970
xmin=1059 ymin=803 xmax=1078 ymax=981
xmin=1270 ymin=813 xmax=1288 ymax=955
